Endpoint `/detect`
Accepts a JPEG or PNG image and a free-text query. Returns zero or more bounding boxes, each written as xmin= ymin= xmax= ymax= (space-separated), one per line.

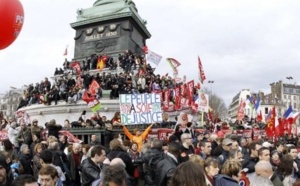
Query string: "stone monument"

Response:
xmin=71 ymin=0 xmax=151 ymax=60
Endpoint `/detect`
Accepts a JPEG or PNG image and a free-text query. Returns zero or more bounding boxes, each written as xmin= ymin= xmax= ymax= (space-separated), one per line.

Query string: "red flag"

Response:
xmin=63 ymin=46 xmax=68 ymax=56
xmin=88 ymin=80 xmax=100 ymax=95
xmin=276 ymin=118 xmax=285 ymax=137
xmin=163 ymin=90 xmax=170 ymax=111
xmin=266 ymin=106 xmax=276 ymax=137
xmin=174 ymin=86 xmax=181 ymax=110
xmin=143 ymin=45 xmax=148 ymax=54
xmin=59 ymin=130 xmax=82 ymax=143
xmin=198 ymin=56 xmax=206 ymax=83
xmin=138 ymin=62 xmax=147 ymax=76
xmin=69 ymin=61 xmax=81 ymax=75
xmin=187 ymin=80 xmax=194 ymax=105
xmin=237 ymin=100 xmax=246 ymax=121
xmin=256 ymin=110 xmax=262 ymax=122
xmin=208 ymin=110 xmax=213 ymax=121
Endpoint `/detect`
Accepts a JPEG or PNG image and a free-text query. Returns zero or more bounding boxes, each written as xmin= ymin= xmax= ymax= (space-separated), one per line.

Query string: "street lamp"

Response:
xmin=208 ymin=80 xmax=214 ymax=97
xmin=286 ymin=76 xmax=293 ymax=84
xmin=286 ymin=76 xmax=293 ymax=106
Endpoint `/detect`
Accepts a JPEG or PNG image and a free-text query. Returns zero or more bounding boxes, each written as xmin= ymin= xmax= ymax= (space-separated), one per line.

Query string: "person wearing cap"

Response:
xmin=217 ymin=138 xmax=232 ymax=164
xmin=31 ymin=119 xmax=41 ymax=137
xmin=16 ymin=122 xmax=32 ymax=146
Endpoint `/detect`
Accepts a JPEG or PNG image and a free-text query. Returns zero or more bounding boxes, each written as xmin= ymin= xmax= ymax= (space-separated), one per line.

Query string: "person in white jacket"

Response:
xmin=137 ymin=75 xmax=146 ymax=89
xmin=7 ymin=122 xmax=19 ymax=148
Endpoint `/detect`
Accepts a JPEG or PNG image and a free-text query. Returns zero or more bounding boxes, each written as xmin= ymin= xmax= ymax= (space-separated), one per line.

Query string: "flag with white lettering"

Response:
xmin=187 ymin=80 xmax=194 ymax=105
xmin=198 ymin=56 xmax=206 ymax=83
xmin=88 ymin=80 xmax=100 ymax=96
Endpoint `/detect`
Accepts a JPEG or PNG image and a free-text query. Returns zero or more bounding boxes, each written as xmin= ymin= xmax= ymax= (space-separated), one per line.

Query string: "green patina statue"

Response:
xmin=93 ymin=0 xmax=137 ymax=12
xmin=93 ymin=0 xmax=122 ymax=6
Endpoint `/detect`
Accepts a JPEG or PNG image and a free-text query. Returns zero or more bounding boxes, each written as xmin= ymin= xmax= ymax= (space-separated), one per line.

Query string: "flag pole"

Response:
xmin=201 ymin=111 xmax=204 ymax=127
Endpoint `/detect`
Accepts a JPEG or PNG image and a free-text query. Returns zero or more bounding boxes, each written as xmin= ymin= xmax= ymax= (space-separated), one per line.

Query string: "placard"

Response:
xmin=119 ymin=93 xmax=163 ymax=125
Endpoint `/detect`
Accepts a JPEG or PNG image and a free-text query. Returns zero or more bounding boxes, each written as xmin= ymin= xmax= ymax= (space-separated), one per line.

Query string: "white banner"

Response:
xmin=146 ymin=50 xmax=162 ymax=66
xmin=119 ymin=93 xmax=163 ymax=125
xmin=198 ymin=92 xmax=209 ymax=112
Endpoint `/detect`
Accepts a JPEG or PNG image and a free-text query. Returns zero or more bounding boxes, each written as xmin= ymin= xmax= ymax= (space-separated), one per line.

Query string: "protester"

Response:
xmin=168 ymin=161 xmax=206 ymax=186
xmin=39 ymin=165 xmax=62 ymax=186
xmin=12 ymin=174 xmax=38 ymax=186
xmin=0 ymin=153 xmax=13 ymax=186
xmin=122 ymin=123 xmax=154 ymax=152
xmin=255 ymin=160 xmax=283 ymax=186
xmin=214 ymin=160 xmax=242 ymax=186
xmin=80 ymin=145 xmax=106 ymax=186
xmin=155 ymin=142 xmax=180 ymax=186
xmin=204 ymin=157 xmax=220 ymax=186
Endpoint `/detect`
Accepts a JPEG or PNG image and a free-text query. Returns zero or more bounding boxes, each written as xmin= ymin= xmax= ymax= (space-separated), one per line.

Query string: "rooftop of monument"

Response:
xmin=71 ymin=0 xmax=150 ymax=38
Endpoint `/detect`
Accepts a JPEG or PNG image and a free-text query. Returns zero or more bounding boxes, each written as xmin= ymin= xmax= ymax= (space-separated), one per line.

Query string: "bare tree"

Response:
xmin=201 ymin=87 xmax=228 ymax=120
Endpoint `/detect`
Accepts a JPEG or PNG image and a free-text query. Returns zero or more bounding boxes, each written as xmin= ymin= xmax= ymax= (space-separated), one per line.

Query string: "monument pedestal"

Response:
xmin=71 ymin=1 xmax=151 ymax=60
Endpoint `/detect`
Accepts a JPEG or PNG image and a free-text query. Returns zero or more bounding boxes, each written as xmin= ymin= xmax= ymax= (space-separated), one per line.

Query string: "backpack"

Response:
xmin=144 ymin=153 xmax=165 ymax=185
xmin=52 ymin=151 xmax=71 ymax=180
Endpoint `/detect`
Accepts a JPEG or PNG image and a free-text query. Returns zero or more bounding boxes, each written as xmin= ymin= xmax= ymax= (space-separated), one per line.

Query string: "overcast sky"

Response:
xmin=1 ymin=0 xmax=300 ymax=106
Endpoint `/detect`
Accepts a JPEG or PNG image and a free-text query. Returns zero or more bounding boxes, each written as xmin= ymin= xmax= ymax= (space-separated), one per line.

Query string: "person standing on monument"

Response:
xmin=122 ymin=123 xmax=154 ymax=152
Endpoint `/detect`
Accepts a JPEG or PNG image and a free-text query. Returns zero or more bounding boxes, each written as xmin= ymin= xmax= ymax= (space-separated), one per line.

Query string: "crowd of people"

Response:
xmin=0 ymin=112 xmax=300 ymax=186
xmin=17 ymin=50 xmax=183 ymax=110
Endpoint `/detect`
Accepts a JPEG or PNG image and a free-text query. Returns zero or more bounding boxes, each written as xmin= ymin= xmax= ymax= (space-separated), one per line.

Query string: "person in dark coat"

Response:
xmin=80 ymin=145 xmax=106 ymax=186
xmin=0 ymin=153 xmax=13 ymax=186
xmin=47 ymin=119 xmax=62 ymax=139
xmin=19 ymin=144 xmax=33 ymax=175
xmin=143 ymin=139 xmax=165 ymax=186
xmin=155 ymin=142 xmax=180 ymax=186
xmin=106 ymin=139 xmax=134 ymax=177
xmin=242 ymin=141 xmax=261 ymax=173
xmin=67 ymin=143 xmax=83 ymax=186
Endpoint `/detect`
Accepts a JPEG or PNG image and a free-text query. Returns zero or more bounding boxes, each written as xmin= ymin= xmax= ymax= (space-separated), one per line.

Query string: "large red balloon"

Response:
xmin=0 ymin=0 xmax=24 ymax=50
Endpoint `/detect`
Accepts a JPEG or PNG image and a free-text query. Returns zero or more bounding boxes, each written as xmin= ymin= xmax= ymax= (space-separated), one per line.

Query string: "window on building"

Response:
xmin=284 ymin=95 xmax=287 ymax=99
xmin=294 ymin=103 xmax=297 ymax=108
xmin=265 ymin=108 xmax=268 ymax=114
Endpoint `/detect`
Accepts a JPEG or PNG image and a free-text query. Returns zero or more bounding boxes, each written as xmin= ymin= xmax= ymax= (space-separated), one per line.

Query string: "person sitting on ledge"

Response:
xmin=122 ymin=123 xmax=154 ymax=152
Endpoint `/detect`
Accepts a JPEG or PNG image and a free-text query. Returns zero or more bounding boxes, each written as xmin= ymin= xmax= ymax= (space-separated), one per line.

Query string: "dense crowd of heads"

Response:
xmin=16 ymin=50 xmax=188 ymax=111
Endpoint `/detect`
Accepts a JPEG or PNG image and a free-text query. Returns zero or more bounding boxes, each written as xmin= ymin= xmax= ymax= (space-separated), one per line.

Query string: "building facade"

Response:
xmin=228 ymin=80 xmax=300 ymax=124
xmin=0 ymin=88 xmax=23 ymax=119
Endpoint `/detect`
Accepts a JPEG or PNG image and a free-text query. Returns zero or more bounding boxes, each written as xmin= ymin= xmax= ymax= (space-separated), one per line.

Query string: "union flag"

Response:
xmin=265 ymin=106 xmax=275 ymax=137
xmin=88 ymin=80 xmax=100 ymax=96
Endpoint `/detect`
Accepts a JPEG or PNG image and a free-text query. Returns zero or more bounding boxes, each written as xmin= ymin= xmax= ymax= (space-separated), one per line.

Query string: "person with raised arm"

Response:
xmin=122 ymin=123 xmax=154 ymax=152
